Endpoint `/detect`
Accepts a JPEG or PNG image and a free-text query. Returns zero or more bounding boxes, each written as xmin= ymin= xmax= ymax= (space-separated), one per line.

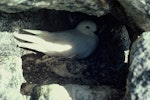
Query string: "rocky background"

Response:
xmin=0 ymin=0 xmax=149 ymax=100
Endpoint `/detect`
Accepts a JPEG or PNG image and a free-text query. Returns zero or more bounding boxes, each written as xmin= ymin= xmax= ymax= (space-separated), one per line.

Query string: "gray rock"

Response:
xmin=111 ymin=25 xmax=131 ymax=63
xmin=127 ymin=32 xmax=150 ymax=100
xmin=117 ymin=0 xmax=150 ymax=31
xmin=146 ymin=0 xmax=150 ymax=15
xmin=0 ymin=32 xmax=27 ymax=100
xmin=21 ymin=84 xmax=121 ymax=100
xmin=0 ymin=0 xmax=109 ymax=17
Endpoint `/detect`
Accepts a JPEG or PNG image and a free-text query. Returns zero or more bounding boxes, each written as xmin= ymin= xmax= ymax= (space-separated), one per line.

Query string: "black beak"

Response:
xmin=94 ymin=30 xmax=98 ymax=34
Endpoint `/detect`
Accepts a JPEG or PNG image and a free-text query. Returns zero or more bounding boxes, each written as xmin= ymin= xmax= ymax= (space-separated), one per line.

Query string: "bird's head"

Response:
xmin=76 ymin=20 xmax=97 ymax=35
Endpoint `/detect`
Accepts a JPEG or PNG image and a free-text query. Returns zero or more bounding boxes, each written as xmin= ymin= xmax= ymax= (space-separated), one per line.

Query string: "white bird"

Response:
xmin=13 ymin=20 xmax=99 ymax=59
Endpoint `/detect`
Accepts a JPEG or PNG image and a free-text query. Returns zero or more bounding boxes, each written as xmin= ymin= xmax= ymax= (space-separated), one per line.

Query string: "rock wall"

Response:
xmin=127 ymin=32 xmax=150 ymax=100
xmin=0 ymin=0 xmax=109 ymax=16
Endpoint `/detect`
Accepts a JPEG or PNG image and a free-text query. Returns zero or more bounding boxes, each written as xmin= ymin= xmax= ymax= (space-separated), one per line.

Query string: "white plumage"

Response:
xmin=13 ymin=20 xmax=99 ymax=59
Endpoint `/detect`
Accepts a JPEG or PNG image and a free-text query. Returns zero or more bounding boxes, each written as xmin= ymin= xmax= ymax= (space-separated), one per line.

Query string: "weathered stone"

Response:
xmin=117 ymin=0 xmax=150 ymax=31
xmin=127 ymin=32 xmax=150 ymax=100
xmin=146 ymin=0 xmax=150 ymax=15
xmin=21 ymin=84 xmax=122 ymax=100
xmin=0 ymin=32 xmax=27 ymax=100
xmin=0 ymin=0 xmax=109 ymax=17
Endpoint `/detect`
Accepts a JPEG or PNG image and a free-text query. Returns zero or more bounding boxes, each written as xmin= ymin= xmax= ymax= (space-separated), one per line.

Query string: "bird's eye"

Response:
xmin=86 ymin=26 xmax=90 ymax=29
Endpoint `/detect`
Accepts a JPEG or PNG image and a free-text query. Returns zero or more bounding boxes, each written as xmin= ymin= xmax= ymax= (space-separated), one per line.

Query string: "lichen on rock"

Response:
xmin=0 ymin=0 xmax=109 ymax=17
xmin=127 ymin=32 xmax=150 ymax=100
xmin=0 ymin=32 xmax=26 ymax=100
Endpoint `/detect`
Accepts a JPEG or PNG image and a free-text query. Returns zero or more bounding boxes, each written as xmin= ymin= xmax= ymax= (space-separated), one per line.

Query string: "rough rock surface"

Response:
xmin=117 ymin=0 xmax=150 ymax=31
xmin=21 ymin=84 xmax=122 ymax=100
xmin=0 ymin=32 xmax=26 ymax=100
xmin=146 ymin=0 xmax=150 ymax=15
xmin=127 ymin=32 xmax=150 ymax=100
xmin=0 ymin=0 xmax=109 ymax=17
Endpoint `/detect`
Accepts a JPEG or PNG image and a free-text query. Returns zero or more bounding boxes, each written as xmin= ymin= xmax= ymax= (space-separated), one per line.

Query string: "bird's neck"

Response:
xmin=75 ymin=28 xmax=94 ymax=36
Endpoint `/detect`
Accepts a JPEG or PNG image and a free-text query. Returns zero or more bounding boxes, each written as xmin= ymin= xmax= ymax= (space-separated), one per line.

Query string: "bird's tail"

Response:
xmin=21 ymin=29 xmax=49 ymax=36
